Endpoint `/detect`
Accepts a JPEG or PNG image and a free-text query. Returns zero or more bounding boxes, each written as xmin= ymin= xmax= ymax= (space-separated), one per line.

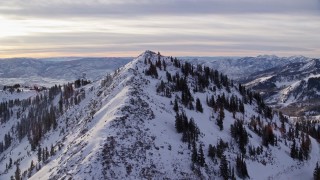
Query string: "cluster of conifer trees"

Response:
xmin=230 ymin=120 xmax=249 ymax=154
xmin=144 ymin=53 xmax=266 ymax=179
xmin=2 ymin=84 xmax=23 ymax=94
xmin=174 ymin=110 xmax=206 ymax=169
xmin=1 ymin=79 xmax=89 ymax=179
xmin=175 ymin=112 xmax=200 ymax=145
xmin=74 ymin=79 xmax=91 ymax=89
xmin=235 ymin=155 xmax=249 ymax=178
xmin=290 ymin=132 xmax=311 ymax=161
xmin=146 ymin=53 xmax=311 ymax=178
xmin=146 ymin=53 xmax=275 ymax=138
xmin=0 ymin=101 xmax=13 ymax=123
xmin=314 ymin=162 xmax=320 ymax=180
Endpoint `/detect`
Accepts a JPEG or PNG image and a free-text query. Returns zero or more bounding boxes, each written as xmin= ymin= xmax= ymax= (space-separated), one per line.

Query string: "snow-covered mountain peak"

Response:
xmin=0 ymin=52 xmax=319 ymax=179
xmin=138 ymin=50 xmax=157 ymax=58
xmin=141 ymin=50 xmax=162 ymax=59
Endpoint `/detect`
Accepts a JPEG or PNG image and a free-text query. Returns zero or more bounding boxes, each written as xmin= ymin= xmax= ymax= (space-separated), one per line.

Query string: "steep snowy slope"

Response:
xmin=0 ymin=51 xmax=319 ymax=180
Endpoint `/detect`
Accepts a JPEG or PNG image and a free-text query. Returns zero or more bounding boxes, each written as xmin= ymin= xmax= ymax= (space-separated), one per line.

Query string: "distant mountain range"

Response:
xmin=243 ymin=58 xmax=320 ymax=116
xmin=0 ymin=57 xmax=131 ymax=87
xmin=184 ymin=55 xmax=310 ymax=81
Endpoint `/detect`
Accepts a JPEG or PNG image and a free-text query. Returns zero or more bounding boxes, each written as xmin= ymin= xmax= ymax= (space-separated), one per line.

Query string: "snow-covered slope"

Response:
xmin=0 ymin=51 xmax=319 ymax=179
xmin=185 ymin=55 xmax=320 ymax=117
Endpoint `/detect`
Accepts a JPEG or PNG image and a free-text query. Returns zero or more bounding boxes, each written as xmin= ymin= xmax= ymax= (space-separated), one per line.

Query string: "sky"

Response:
xmin=0 ymin=0 xmax=319 ymax=58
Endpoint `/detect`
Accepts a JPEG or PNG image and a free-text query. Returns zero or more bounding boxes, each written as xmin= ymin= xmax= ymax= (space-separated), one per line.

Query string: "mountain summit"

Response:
xmin=0 ymin=51 xmax=319 ymax=179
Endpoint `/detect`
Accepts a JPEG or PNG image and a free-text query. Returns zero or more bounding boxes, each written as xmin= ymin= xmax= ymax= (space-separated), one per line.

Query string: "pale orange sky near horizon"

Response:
xmin=0 ymin=0 xmax=319 ymax=58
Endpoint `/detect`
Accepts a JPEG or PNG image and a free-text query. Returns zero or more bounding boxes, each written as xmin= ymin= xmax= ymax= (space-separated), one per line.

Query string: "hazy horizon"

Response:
xmin=0 ymin=51 xmax=318 ymax=59
xmin=0 ymin=52 xmax=312 ymax=60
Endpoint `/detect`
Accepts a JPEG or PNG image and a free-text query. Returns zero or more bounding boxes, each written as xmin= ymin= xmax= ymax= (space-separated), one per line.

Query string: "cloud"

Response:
xmin=0 ymin=0 xmax=319 ymax=19
xmin=0 ymin=0 xmax=319 ymax=57
xmin=0 ymin=28 xmax=317 ymax=57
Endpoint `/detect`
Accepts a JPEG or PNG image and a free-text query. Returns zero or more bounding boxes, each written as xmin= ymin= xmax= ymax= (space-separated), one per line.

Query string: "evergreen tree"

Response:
xmin=156 ymin=59 xmax=162 ymax=70
xmin=239 ymin=100 xmax=245 ymax=114
xmin=173 ymin=98 xmax=179 ymax=112
xmin=58 ymin=94 xmax=63 ymax=114
xmin=198 ymin=144 xmax=205 ymax=167
xmin=8 ymin=158 xmax=12 ymax=169
xmin=208 ymin=144 xmax=216 ymax=160
xmin=156 ymin=80 xmax=166 ymax=94
xmin=45 ymin=147 xmax=49 ymax=161
xmin=166 ymin=71 xmax=172 ymax=82
xmin=162 ymin=60 xmax=167 ymax=71
xmin=216 ymin=139 xmax=228 ymax=159
xmin=298 ymin=148 xmax=303 ymax=161
xmin=236 ymin=154 xmax=249 ymax=178
xmin=37 ymin=145 xmax=42 ymax=163
xmin=175 ymin=113 xmax=183 ymax=133
xmin=207 ymin=95 xmax=216 ymax=109
xmin=42 ymin=147 xmax=46 ymax=162
xmin=182 ymin=131 xmax=189 ymax=144
xmin=301 ymin=133 xmax=311 ymax=160
xmin=50 ymin=144 xmax=55 ymax=156
xmin=219 ymin=107 xmax=225 ymax=120
xmin=195 ymin=98 xmax=203 ymax=113
xmin=192 ymin=142 xmax=198 ymax=164
xmin=217 ymin=107 xmax=225 ymax=130
xmin=145 ymin=62 xmax=158 ymax=78
xmin=220 ymin=155 xmax=229 ymax=180
xmin=314 ymin=162 xmax=320 ymax=180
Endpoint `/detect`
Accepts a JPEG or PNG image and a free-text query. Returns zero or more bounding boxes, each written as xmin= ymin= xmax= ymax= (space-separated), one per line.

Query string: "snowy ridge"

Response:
xmin=245 ymin=76 xmax=273 ymax=87
xmin=0 ymin=51 xmax=319 ymax=179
